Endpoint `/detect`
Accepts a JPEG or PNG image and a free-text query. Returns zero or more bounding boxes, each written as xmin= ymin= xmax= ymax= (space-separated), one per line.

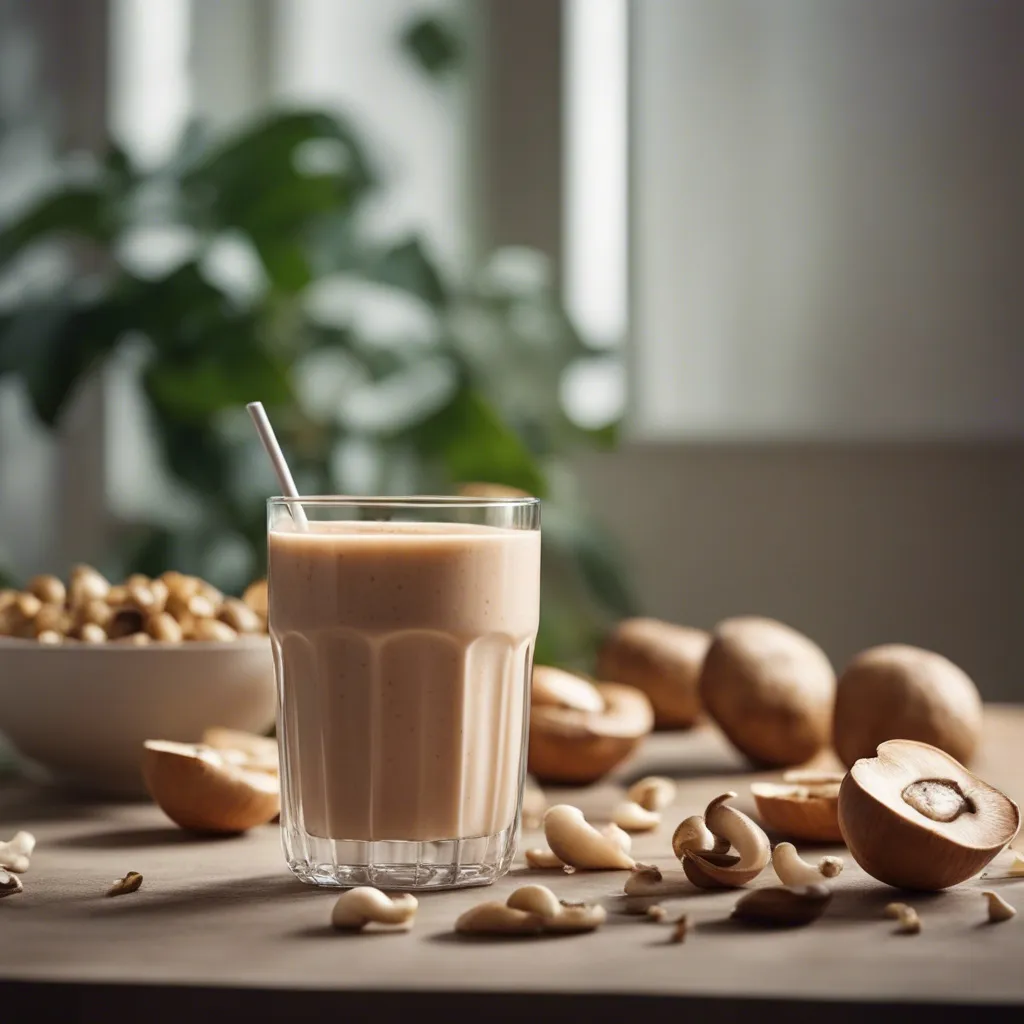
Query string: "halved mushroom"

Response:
xmin=838 ymin=739 xmax=1020 ymax=890
xmin=751 ymin=770 xmax=845 ymax=842
xmin=142 ymin=740 xmax=280 ymax=833
xmin=528 ymin=668 xmax=654 ymax=785
xmin=201 ymin=727 xmax=279 ymax=774
xmin=678 ymin=792 xmax=771 ymax=889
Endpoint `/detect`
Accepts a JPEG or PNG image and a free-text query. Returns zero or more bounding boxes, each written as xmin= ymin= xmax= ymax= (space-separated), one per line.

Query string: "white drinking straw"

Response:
xmin=246 ymin=401 xmax=308 ymax=530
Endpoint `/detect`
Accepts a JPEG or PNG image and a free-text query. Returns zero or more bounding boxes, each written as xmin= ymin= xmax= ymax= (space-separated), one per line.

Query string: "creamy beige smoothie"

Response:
xmin=269 ymin=520 xmax=540 ymax=843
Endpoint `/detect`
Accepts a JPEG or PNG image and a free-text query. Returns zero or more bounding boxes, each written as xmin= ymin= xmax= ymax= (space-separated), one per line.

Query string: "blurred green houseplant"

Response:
xmin=0 ymin=108 xmax=633 ymax=668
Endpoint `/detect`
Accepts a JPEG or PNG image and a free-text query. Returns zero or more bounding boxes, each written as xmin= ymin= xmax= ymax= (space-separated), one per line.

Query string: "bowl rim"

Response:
xmin=0 ymin=634 xmax=271 ymax=652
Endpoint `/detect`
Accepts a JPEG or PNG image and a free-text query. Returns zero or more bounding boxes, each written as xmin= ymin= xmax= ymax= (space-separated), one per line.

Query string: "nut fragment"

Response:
xmin=772 ymin=842 xmax=842 ymax=888
xmin=646 ymin=905 xmax=668 ymax=922
xmin=0 ymin=831 xmax=35 ymax=873
xmin=627 ymin=776 xmax=678 ymax=812
xmin=1008 ymin=851 xmax=1024 ymax=876
xmin=819 ymin=855 xmax=844 ymax=878
xmin=679 ymin=792 xmax=771 ymax=889
xmin=107 ymin=871 xmax=143 ymax=897
xmin=331 ymin=887 xmax=418 ymax=931
xmin=0 ymin=869 xmax=23 ymax=897
xmin=613 ymin=800 xmax=661 ymax=832
xmin=732 ymin=884 xmax=833 ymax=927
xmin=525 ymin=847 xmax=564 ymax=869
xmin=885 ymin=902 xmax=921 ymax=934
xmin=543 ymin=805 xmax=635 ymax=870
xmin=670 ymin=914 xmax=689 ymax=943
xmin=983 ymin=890 xmax=1016 ymax=923
xmin=623 ymin=863 xmax=696 ymax=898
xmin=37 ymin=630 xmax=62 ymax=645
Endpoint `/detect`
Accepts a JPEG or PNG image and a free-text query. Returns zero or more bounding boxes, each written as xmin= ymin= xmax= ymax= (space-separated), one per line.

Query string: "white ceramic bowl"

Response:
xmin=0 ymin=636 xmax=277 ymax=796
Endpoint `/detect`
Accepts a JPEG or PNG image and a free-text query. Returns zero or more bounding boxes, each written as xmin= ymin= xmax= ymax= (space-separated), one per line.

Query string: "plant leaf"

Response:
xmin=370 ymin=236 xmax=447 ymax=308
xmin=0 ymin=188 xmax=111 ymax=271
xmin=0 ymin=298 xmax=125 ymax=426
xmin=401 ymin=15 xmax=463 ymax=77
xmin=411 ymin=384 xmax=547 ymax=497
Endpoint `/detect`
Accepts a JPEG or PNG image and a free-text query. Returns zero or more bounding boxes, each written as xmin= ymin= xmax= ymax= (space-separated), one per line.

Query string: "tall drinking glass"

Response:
xmin=267 ymin=496 xmax=541 ymax=890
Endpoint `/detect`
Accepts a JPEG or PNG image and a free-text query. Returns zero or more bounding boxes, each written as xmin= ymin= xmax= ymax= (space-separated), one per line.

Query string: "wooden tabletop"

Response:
xmin=2 ymin=707 xmax=1023 ymax=1023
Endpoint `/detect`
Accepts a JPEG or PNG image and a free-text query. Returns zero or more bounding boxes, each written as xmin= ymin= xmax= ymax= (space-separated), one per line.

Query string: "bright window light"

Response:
xmin=563 ymin=0 xmax=628 ymax=351
xmin=109 ymin=0 xmax=191 ymax=167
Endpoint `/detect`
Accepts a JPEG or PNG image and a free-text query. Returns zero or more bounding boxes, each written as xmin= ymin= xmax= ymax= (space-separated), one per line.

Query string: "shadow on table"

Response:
xmin=51 ymin=826 xmax=246 ymax=850
xmin=0 ymin=782 xmax=108 ymax=824
xmin=60 ymin=873 xmax=326 ymax=917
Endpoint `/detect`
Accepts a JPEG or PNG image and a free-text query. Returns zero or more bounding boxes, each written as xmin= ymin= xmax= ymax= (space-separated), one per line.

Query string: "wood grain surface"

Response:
xmin=1 ymin=706 xmax=1023 ymax=1023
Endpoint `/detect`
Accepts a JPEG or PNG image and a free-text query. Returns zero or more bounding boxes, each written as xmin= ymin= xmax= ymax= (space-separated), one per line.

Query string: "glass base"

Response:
xmin=283 ymin=824 xmax=518 ymax=890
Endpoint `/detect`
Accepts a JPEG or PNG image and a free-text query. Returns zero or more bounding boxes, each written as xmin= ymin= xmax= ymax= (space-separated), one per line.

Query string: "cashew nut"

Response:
xmin=455 ymin=901 xmax=545 ymax=936
xmin=983 ymin=890 xmax=1016 ymax=923
xmin=680 ymin=792 xmax=771 ymax=889
xmin=468 ymin=884 xmax=606 ymax=935
xmin=0 ymin=869 xmax=23 ymax=897
xmin=543 ymin=805 xmax=635 ymax=870
xmin=627 ymin=776 xmax=677 ymax=812
xmin=0 ymin=831 xmax=35 ymax=873
xmin=772 ymin=842 xmax=842 ymax=888
xmin=506 ymin=884 xmax=563 ymax=919
xmin=885 ymin=902 xmax=921 ymax=934
xmin=671 ymin=815 xmax=730 ymax=859
xmin=331 ymin=887 xmax=418 ymax=931
xmin=27 ymin=574 xmax=66 ymax=605
xmin=613 ymin=800 xmax=660 ymax=832
xmin=525 ymin=847 xmax=564 ymax=869
xmin=107 ymin=871 xmax=143 ymax=897
xmin=191 ymin=618 xmax=238 ymax=643
xmin=602 ymin=822 xmax=633 ymax=855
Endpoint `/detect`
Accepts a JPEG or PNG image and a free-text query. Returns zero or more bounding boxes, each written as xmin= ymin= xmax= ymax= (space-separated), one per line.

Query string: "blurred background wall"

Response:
xmin=1 ymin=0 xmax=1021 ymax=696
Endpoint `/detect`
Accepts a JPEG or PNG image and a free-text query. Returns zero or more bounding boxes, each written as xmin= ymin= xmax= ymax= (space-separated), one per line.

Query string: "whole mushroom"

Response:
xmin=528 ymin=666 xmax=653 ymax=785
xmin=596 ymin=618 xmax=711 ymax=729
xmin=698 ymin=616 xmax=835 ymax=768
xmin=833 ymin=644 xmax=983 ymax=768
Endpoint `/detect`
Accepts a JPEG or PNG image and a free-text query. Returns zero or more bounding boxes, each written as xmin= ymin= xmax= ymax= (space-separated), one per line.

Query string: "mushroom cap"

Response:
xmin=838 ymin=739 xmax=1020 ymax=890
xmin=142 ymin=739 xmax=280 ymax=833
xmin=528 ymin=680 xmax=654 ymax=785
xmin=699 ymin=616 xmax=835 ymax=767
xmin=597 ymin=618 xmax=710 ymax=729
xmin=833 ymin=644 xmax=983 ymax=768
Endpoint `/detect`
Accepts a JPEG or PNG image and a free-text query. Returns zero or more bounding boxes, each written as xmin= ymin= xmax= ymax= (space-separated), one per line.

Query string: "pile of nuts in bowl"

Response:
xmin=0 ymin=566 xmax=268 ymax=645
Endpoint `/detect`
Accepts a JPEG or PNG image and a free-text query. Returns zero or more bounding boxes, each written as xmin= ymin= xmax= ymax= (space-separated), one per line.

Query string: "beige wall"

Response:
xmin=575 ymin=444 xmax=1024 ymax=702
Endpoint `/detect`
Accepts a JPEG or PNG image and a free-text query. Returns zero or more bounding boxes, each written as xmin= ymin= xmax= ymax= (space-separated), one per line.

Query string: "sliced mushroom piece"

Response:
xmin=750 ymin=770 xmax=844 ymax=842
xmin=731 ymin=884 xmax=832 ymax=927
xmin=681 ymin=792 xmax=771 ymax=889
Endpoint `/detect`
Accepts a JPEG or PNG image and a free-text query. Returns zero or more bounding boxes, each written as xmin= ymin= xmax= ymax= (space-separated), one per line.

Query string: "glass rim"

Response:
xmin=267 ymin=494 xmax=540 ymax=509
